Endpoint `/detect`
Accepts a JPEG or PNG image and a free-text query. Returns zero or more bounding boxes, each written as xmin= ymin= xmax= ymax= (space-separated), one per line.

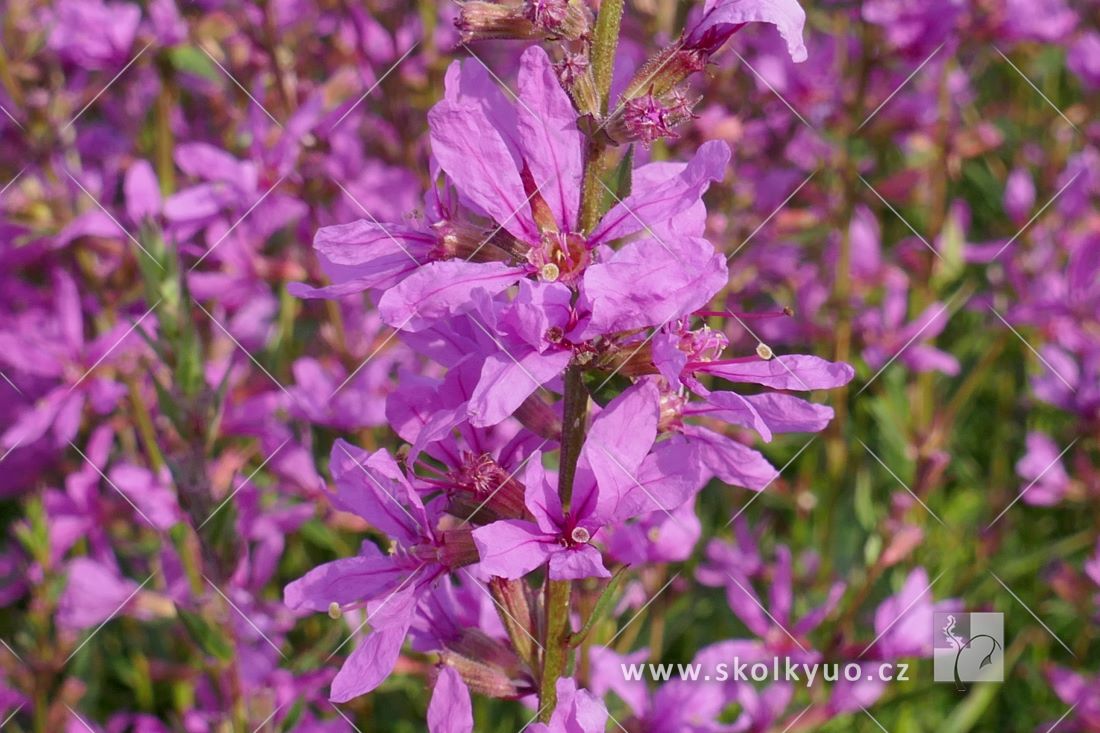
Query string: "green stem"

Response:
xmin=557 ymin=365 xmax=589 ymax=511
xmin=577 ymin=0 xmax=626 ymax=233
xmin=538 ymin=5 xmax=625 ymax=717
xmin=590 ymin=0 xmax=625 ymax=115
xmin=538 ymin=578 xmax=573 ymax=721
xmin=538 ymin=365 xmax=590 ymax=721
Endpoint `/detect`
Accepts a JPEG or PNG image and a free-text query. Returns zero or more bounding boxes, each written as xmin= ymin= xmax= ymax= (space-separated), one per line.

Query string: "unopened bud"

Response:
xmin=438 ymin=652 xmax=524 ymax=699
xmin=621 ymin=44 xmax=708 ymax=102
xmin=605 ymin=90 xmax=697 ymax=146
xmin=513 ymin=393 xmax=563 ymax=441
xmin=557 ymin=53 xmax=600 ymax=117
xmin=434 ymin=220 xmax=516 ymax=262
xmin=456 ymin=0 xmax=589 ymax=43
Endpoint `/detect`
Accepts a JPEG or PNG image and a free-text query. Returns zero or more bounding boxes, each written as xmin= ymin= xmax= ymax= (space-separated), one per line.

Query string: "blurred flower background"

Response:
xmin=0 ymin=0 xmax=1098 ymax=730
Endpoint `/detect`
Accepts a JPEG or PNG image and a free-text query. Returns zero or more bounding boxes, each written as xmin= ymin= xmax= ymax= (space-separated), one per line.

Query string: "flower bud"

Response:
xmin=621 ymin=43 xmax=708 ymax=102
xmin=437 ymin=527 xmax=483 ymax=568
xmin=557 ymin=53 xmax=600 ymax=117
xmin=604 ymin=90 xmax=698 ymax=146
xmin=513 ymin=393 xmax=563 ymax=441
xmin=438 ymin=651 xmax=527 ymax=699
xmin=456 ymin=0 xmax=590 ymax=43
xmin=446 ymin=453 xmax=531 ymax=523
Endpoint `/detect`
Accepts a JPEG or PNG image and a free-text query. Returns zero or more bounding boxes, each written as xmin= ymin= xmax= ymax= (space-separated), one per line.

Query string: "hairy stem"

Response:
xmin=557 ymin=364 xmax=589 ymax=511
xmin=577 ymin=0 xmax=626 ymax=233
xmin=537 ymin=365 xmax=589 ymax=720
xmin=538 ymin=4 xmax=624 ymax=717
xmin=590 ymin=0 xmax=625 ymax=115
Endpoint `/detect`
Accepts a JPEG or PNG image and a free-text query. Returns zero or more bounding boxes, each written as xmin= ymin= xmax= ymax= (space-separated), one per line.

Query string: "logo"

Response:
xmin=933 ymin=612 xmax=1004 ymax=689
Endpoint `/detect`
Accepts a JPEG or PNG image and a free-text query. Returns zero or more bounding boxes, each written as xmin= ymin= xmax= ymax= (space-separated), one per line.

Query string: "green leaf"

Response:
xmin=570 ymin=566 xmax=629 ymax=647
xmin=583 ymin=369 xmax=631 ymax=407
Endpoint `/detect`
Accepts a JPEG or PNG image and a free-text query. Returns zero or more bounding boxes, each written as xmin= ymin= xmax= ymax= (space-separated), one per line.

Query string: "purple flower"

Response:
xmin=295 ymin=46 xmax=730 ymax=335
xmin=527 ymin=678 xmax=608 ymax=733
xmin=684 ymin=0 xmax=809 ymax=63
xmin=47 ymin=0 xmax=141 ymax=70
xmin=0 ymin=270 xmax=144 ymax=452
xmin=283 ymin=441 xmax=479 ymax=701
xmin=1044 ymin=666 xmax=1100 ymax=732
xmin=473 ymin=382 xmax=704 ymax=580
xmin=858 ymin=270 xmax=959 ymax=376
xmin=701 ymin=545 xmax=845 ymax=665
xmin=1004 ymin=167 xmax=1036 ymax=226
xmin=57 ymin=558 xmax=149 ymax=631
xmin=1068 ymin=32 xmax=1100 ymax=90
xmin=1015 ymin=431 xmax=1071 ymax=506
xmin=865 ymin=568 xmax=961 ymax=660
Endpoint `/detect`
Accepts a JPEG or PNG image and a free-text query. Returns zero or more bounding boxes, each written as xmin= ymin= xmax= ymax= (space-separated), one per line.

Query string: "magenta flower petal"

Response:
xmin=598 ymin=439 xmax=704 ymax=523
xmin=329 ymin=440 xmax=427 ymax=546
xmin=683 ymin=425 xmax=779 ymax=491
xmin=516 ymin=47 xmax=584 ymax=229
xmin=330 ymin=613 xmax=415 ymax=702
xmin=428 ymin=666 xmax=473 ymax=733
xmin=693 ymin=389 xmax=773 ymax=442
xmin=528 ymin=678 xmax=609 ymax=733
xmin=743 ymin=392 xmax=835 ymax=434
xmin=588 ymin=140 xmax=730 ymax=246
xmin=429 ymin=89 xmax=536 ymax=243
xmin=524 ymin=454 xmax=565 ymax=535
xmin=549 ymin=544 xmax=611 ymax=581
xmin=56 ymin=558 xmax=140 ymax=631
xmin=310 ymin=220 xmax=435 ymax=292
xmin=582 ymin=381 xmax=660 ymax=498
xmin=468 ymin=347 xmax=572 ymax=427
xmin=378 ymin=261 xmax=527 ymax=332
xmin=124 ymin=160 xmax=162 ymax=222
xmin=699 ymin=354 xmax=855 ymax=390
xmin=283 ymin=553 xmax=407 ymax=612
xmin=685 ymin=0 xmax=809 ymax=63
xmin=472 ymin=519 xmax=557 ymax=579
xmin=583 ymin=237 xmax=727 ymax=334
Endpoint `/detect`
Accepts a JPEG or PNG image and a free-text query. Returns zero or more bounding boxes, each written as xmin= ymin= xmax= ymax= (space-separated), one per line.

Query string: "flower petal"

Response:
xmin=516 ymin=47 xmax=583 ymax=229
xmin=588 ymin=140 xmax=729 ymax=246
xmin=378 ymin=260 xmax=527 ymax=332
xmin=428 ymin=666 xmax=473 ymax=733
xmin=472 ymin=520 xmax=556 ymax=579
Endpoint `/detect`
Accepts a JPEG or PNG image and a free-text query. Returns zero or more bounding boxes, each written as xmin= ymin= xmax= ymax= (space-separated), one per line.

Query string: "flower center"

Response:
xmin=570 ymin=526 xmax=591 ymax=544
xmin=658 ymin=392 xmax=687 ymax=432
xmin=678 ymin=325 xmax=729 ymax=362
xmin=452 ymin=451 xmax=510 ymax=496
xmin=529 ymin=231 xmax=589 ymax=284
xmin=523 ymin=0 xmax=569 ymax=30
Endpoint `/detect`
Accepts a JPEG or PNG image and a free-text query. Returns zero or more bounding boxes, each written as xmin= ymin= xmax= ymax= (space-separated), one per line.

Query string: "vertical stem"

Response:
xmin=590 ymin=0 xmax=625 ymax=116
xmin=539 ymin=3 xmax=624 ymax=719
xmin=538 ymin=365 xmax=589 ymax=721
xmin=577 ymin=0 xmax=626 ymax=233
xmin=557 ymin=364 xmax=589 ymax=511
xmin=538 ymin=578 xmax=573 ymax=720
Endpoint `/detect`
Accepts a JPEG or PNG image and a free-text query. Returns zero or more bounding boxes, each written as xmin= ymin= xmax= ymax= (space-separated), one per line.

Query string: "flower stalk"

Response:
xmin=577 ymin=0 xmax=626 ymax=233
xmin=538 ymin=2 xmax=625 ymax=718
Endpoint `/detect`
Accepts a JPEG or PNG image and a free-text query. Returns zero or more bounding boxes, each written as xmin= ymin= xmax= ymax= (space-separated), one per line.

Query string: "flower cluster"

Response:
xmin=282 ymin=7 xmax=888 ymax=724
xmin=2 ymin=0 xmax=1098 ymax=729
